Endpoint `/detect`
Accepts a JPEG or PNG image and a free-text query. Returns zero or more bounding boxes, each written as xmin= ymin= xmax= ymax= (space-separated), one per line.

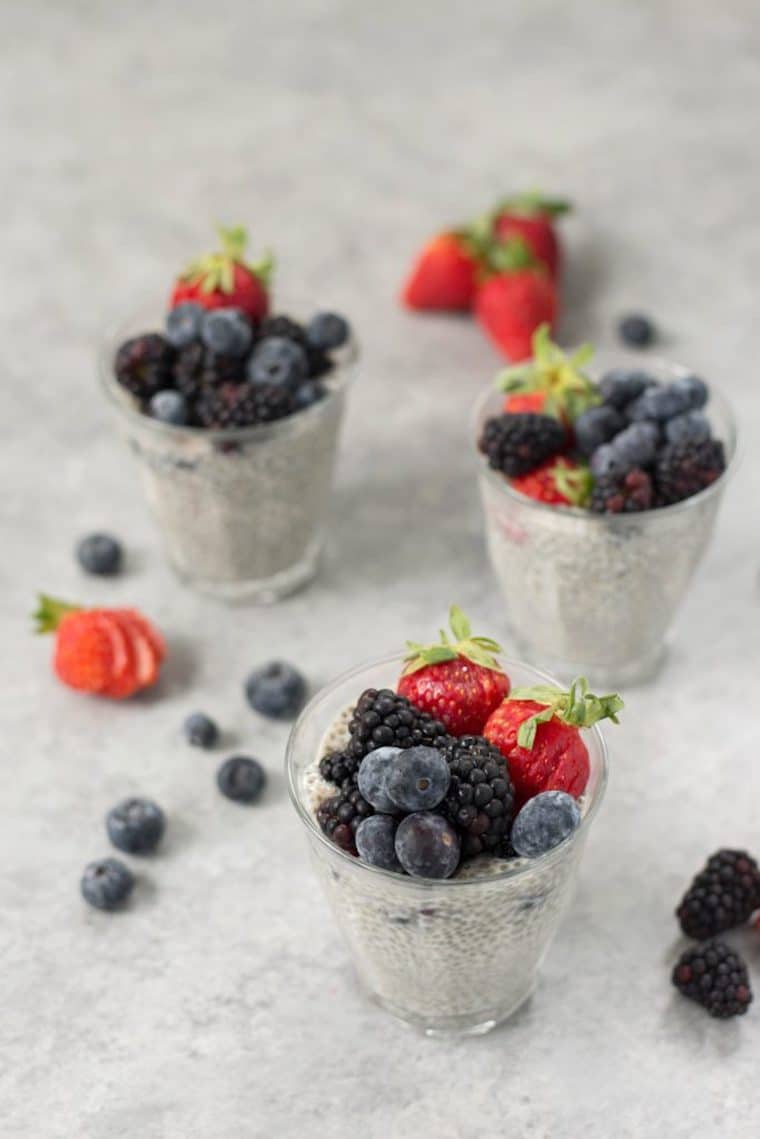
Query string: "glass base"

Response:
xmin=367 ymin=980 xmax=535 ymax=1037
xmin=508 ymin=635 xmax=668 ymax=689
xmin=170 ymin=543 xmax=320 ymax=604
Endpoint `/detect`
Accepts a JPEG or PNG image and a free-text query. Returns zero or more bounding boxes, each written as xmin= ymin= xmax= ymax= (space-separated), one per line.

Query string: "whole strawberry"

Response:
xmin=491 ymin=192 xmax=571 ymax=280
xmin=475 ymin=238 xmax=558 ymax=362
xmin=483 ymin=677 xmax=622 ymax=806
xmin=397 ymin=606 xmax=510 ymax=736
xmin=401 ymin=233 xmax=479 ymax=312
xmin=511 ymin=456 xmax=592 ymax=506
xmin=499 ymin=325 xmax=599 ymax=425
xmin=170 ymin=225 xmax=272 ymax=321
xmin=34 ymin=595 xmax=165 ymax=698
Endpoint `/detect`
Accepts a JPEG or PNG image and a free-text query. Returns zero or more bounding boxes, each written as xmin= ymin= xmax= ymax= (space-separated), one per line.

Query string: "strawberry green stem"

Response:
xmin=509 ymin=676 xmax=623 ymax=749
xmin=495 ymin=190 xmax=572 ymax=218
xmin=33 ymin=594 xmax=82 ymax=634
xmin=180 ymin=224 xmax=274 ymax=293
xmin=496 ymin=325 xmax=600 ymax=423
xmin=403 ymin=605 xmax=504 ymax=675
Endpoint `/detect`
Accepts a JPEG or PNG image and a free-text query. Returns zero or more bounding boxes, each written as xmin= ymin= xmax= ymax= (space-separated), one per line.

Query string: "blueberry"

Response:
xmin=672 ymin=374 xmax=709 ymax=410
xmin=617 ymin=313 xmax=655 ymax=348
xmin=356 ymin=815 xmax=402 ymax=872
xmin=394 ymin=812 xmax=460 ymax=879
xmin=245 ymin=661 xmax=307 ymax=720
xmin=183 ymin=712 xmax=219 ymax=749
xmin=149 ymin=389 xmax=188 ymax=425
xmin=590 ymin=443 xmax=627 ymax=481
xmin=76 ymin=532 xmax=123 ymax=576
xmin=386 ymin=747 xmax=451 ymax=812
xmin=106 ymin=798 xmax=165 ymax=854
xmin=574 ymin=405 xmax=625 ymax=458
xmin=247 ymin=337 xmax=309 ymax=389
xmin=665 ymin=411 xmax=711 ymax=446
xmin=357 ymin=747 xmax=402 ymax=812
xmin=610 ymin=421 xmax=660 ymax=468
xmin=166 ymin=302 xmax=204 ymax=348
xmin=200 ymin=308 xmax=253 ymax=357
xmin=598 ymin=369 xmax=654 ymax=409
xmin=628 ymin=383 xmax=692 ymax=422
xmin=306 ymin=312 xmax=350 ymax=351
xmin=293 ymin=380 xmax=327 ymax=411
xmin=216 ymin=755 xmax=266 ymax=803
xmin=80 ymin=857 xmax=135 ymax=911
xmin=511 ymin=791 xmax=581 ymax=858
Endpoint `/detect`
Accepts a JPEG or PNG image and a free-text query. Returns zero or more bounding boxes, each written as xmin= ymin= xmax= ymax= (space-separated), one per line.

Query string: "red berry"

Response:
xmin=401 ymin=233 xmax=479 ymax=312
xmin=169 ymin=225 xmax=272 ymax=321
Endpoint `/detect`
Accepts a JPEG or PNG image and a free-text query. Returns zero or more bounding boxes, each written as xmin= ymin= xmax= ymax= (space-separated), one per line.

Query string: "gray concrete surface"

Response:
xmin=2 ymin=2 xmax=760 ymax=1136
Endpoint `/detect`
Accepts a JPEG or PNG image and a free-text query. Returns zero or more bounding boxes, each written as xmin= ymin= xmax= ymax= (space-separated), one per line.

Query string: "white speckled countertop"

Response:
xmin=2 ymin=2 xmax=760 ymax=1135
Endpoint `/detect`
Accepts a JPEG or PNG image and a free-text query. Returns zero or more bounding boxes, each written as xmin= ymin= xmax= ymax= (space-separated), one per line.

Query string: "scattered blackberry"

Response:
xmin=655 ymin=437 xmax=726 ymax=506
xmin=346 ymin=689 xmax=451 ymax=762
xmin=114 ymin=333 xmax=175 ymax=400
xmin=438 ymin=736 xmax=515 ymax=859
xmin=195 ymin=381 xmax=294 ymax=428
xmin=672 ymin=940 xmax=752 ymax=1019
xmin=319 ymin=749 xmax=361 ymax=790
xmin=479 ymin=413 xmax=565 ymax=477
xmin=316 ymin=786 xmax=374 ymax=854
xmin=676 ymin=849 xmax=760 ymax=940
xmin=589 ymin=468 xmax=654 ymax=513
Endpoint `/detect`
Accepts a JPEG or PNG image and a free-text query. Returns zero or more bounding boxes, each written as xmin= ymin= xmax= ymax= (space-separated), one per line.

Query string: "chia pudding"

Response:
xmin=287 ymin=647 xmax=612 ymax=1035
xmin=475 ymin=337 xmax=737 ymax=684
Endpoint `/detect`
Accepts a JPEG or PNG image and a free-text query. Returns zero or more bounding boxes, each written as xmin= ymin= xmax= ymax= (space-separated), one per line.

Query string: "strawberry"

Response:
xmin=397 ymin=606 xmax=510 ymax=736
xmin=503 ymin=389 xmax=550 ymax=415
xmin=475 ymin=239 xmax=558 ymax=362
xmin=34 ymin=595 xmax=164 ymax=698
xmin=498 ymin=324 xmax=599 ymax=424
xmin=170 ymin=225 xmax=272 ymax=321
xmin=483 ymin=677 xmax=622 ymax=807
xmin=401 ymin=233 xmax=479 ymax=312
xmin=511 ymin=456 xmax=592 ymax=506
xmin=491 ymin=192 xmax=571 ymax=280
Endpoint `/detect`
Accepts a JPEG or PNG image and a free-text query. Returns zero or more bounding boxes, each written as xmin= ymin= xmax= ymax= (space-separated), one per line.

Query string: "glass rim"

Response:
xmin=98 ymin=300 xmax=359 ymax=445
xmin=471 ymin=358 xmax=740 ymax=523
xmin=285 ymin=650 xmax=609 ymax=889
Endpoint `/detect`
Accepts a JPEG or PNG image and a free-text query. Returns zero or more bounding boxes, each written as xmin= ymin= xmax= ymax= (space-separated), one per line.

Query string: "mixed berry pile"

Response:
xmin=478 ymin=326 xmax=727 ymax=513
xmin=316 ymin=607 xmax=622 ymax=879
xmin=112 ymin=225 xmax=351 ymax=430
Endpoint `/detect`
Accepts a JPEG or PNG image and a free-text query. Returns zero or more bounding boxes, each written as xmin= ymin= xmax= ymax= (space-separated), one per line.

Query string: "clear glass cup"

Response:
xmin=99 ymin=302 xmax=357 ymax=602
xmin=474 ymin=360 xmax=738 ymax=686
xmin=286 ymin=653 xmax=608 ymax=1036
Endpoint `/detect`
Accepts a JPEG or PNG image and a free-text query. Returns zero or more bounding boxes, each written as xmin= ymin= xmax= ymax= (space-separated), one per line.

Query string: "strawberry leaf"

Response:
xmin=510 ymin=676 xmax=623 ymax=748
xmin=449 ymin=605 xmax=471 ymax=641
xmin=33 ymin=594 xmax=82 ymax=634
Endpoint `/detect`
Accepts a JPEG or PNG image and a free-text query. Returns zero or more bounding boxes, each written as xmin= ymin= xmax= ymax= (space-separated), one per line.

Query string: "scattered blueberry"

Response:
xmin=394 ymin=812 xmax=461 ymax=879
xmin=80 ymin=857 xmax=135 ymax=911
xmin=76 ymin=532 xmax=123 ymax=576
xmin=628 ymin=383 xmax=692 ymax=422
xmin=617 ymin=313 xmax=655 ymax=348
xmin=598 ymin=369 xmax=653 ymax=409
xmin=149 ymin=389 xmax=188 ymax=425
xmin=166 ymin=302 xmax=204 ymax=348
xmin=511 ymin=791 xmax=581 ymax=858
xmin=217 ymin=756 xmax=266 ymax=803
xmin=306 ymin=311 xmax=350 ymax=351
xmin=386 ymin=747 xmax=451 ymax=812
xmin=356 ymin=815 xmax=402 ymax=872
xmin=200 ymin=308 xmax=253 ymax=357
xmin=106 ymin=798 xmax=166 ymax=855
xmin=609 ymin=421 xmax=660 ymax=469
xmin=574 ymin=405 xmax=625 ymax=458
xmin=293 ymin=380 xmax=327 ymax=411
xmin=183 ymin=712 xmax=219 ymax=749
xmin=665 ymin=411 xmax=711 ymax=446
xmin=247 ymin=336 xmax=309 ymax=389
xmin=245 ymin=661 xmax=307 ymax=720
xmin=672 ymin=374 xmax=709 ymax=410
xmin=357 ymin=746 xmax=402 ymax=813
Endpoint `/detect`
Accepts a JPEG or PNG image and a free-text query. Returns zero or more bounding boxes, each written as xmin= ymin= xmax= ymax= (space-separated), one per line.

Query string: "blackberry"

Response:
xmin=319 ymin=749 xmax=361 ymax=790
xmin=114 ymin=333 xmax=175 ymax=400
xmin=346 ymin=689 xmax=451 ymax=762
xmin=173 ymin=342 xmax=207 ymax=402
xmin=676 ymin=849 xmax=760 ymax=940
xmin=479 ymin=414 xmax=565 ymax=477
xmin=438 ymin=736 xmax=515 ymax=859
xmin=201 ymin=351 xmax=247 ymax=387
xmin=589 ymin=467 xmax=654 ymax=514
xmin=672 ymin=941 xmax=752 ymax=1019
xmin=655 ymin=437 xmax=726 ymax=506
xmin=256 ymin=314 xmax=332 ymax=378
xmin=195 ymin=381 xmax=294 ymax=429
xmin=316 ymin=786 xmax=374 ymax=854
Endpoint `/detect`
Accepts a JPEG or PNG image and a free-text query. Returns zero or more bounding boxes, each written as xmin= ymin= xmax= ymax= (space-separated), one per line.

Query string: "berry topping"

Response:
xmin=511 ymin=790 xmax=581 ymax=858
xmin=511 ymin=456 xmax=592 ymax=507
xmin=589 ymin=467 xmax=654 ymax=514
xmin=574 ymin=405 xmax=626 ymax=457
xmin=149 ymin=389 xmax=188 ymax=425
xmin=317 ymin=787 xmax=373 ymax=854
xmin=195 ymin=381 xmax=294 ymax=428
xmin=398 ymin=605 xmax=510 ymax=736
xmin=81 ymin=857 xmax=135 ymax=911
xmin=394 ymin=812 xmax=461 ymax=879
xmin=664 ymin=411 xmax=711 ymax=446
xmin=106 ymin=798 xmax=165 ymax=855
xmin=385 ymin=746 xmax=451 ymax=813
xmin=346 ymin=689 xmax=451 ymax=762
xmin=170 ymin=225 xmax=272 ymax=321
xmin=676 ymin=849 xmax=760 ymax=940
xmin=216 ymin=756 xmax=266 ymax=804
xmin=244 ymin=661 xmax=307 ymax=720
xmin=617 ymin=313 xmax=655 ymax=348
xmin=356 ymin=747 xmax=402 ymax=812
xmin=672 ymin=941 xmax=752 ymax=1019
xmin=438 ymin=735 xmax=515 ymax=859
xmin=200 ymin=308 xmax=253 ymax=358
xmin=654 ymin=437 xmax=726 ymax=505
xmin=114 ymin=333 xmax=175 ymax=401
xmin=479 ymin=412 xmax=566 ymax=478
xmin=165 ymin=301 xmax=204 ymax=348
xmin=598 ymin=368 xmax=653 ymax=409
xmin=76 ymin=533 xmax=123 ymax=577
xmin=294 ymin=380 xmax=327 ymax=410
xmin=306 ymin=311 xmax=350 ymax=351
xmin=628 ymin=383 xmax=693 ymax=422
xmin=247 ymin=336 xmax=309 ymax=389
xmin=319 ymin=749 xmax=361 ymax=791
xmin=184 ymin=712 xmax=219 ymax=750
xmin=672 ymin=373 xmax=708 ymax=410
xmin=355 ymin=815 xmax=402 ymax=872
xmin=497 ymin=325 xmax=599 ymax=424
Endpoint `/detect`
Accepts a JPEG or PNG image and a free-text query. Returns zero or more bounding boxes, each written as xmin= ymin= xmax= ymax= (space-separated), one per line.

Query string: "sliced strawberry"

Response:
xmin=100 ymin=613 xmax=141 ymax=698
xmin=120 ymin=609 xmax=166 ymax=664
xmin=115 ymin=611 xmax=160 ymax=688
xmin=53 ymin=612 xmax=116 ymax=693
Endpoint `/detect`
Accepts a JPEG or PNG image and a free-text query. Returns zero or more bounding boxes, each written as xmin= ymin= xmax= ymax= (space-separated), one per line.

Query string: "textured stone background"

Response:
xmin=2 ymin=2 xmax=760 ymax=1136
